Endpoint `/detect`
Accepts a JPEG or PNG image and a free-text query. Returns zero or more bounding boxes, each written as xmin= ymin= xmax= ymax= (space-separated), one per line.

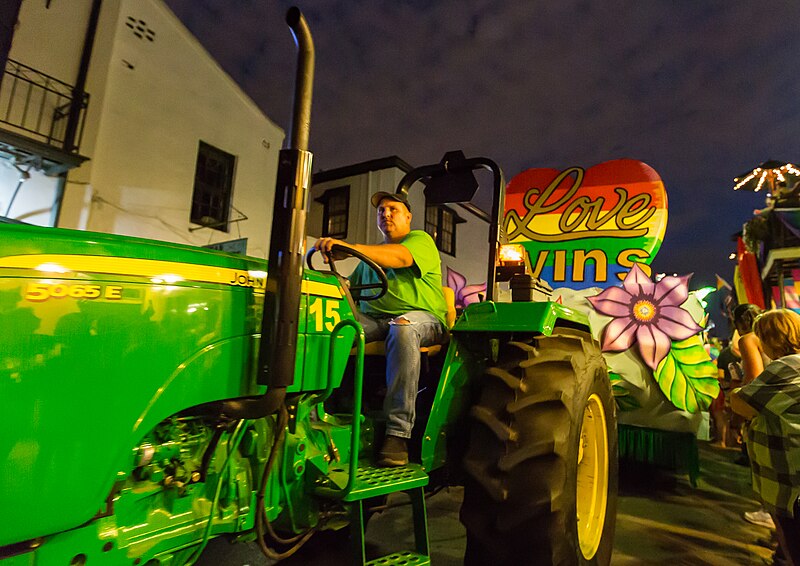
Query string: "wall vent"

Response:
xmin=125 ymin=16 xmax=156 ymax=42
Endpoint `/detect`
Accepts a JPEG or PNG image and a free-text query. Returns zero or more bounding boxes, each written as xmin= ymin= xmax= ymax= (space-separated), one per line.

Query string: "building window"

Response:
xmin=317 ymin=185 xmax=350 ymax=239
xmin=190 ymin=141 xmax=236 ymax=232
xmin=425 ymin=205 xmax=463 ymax=256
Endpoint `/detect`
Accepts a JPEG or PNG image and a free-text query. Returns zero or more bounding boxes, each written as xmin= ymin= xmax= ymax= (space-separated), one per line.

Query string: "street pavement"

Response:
xmin=197 ymin=442 xmax=776 ymax=565
xmin=612 ymin=443 xmax=775 ymax=565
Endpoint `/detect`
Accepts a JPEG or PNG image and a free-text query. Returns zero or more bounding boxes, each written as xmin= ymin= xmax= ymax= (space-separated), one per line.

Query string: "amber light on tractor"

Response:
xmin=496 ymin=244 xmax=526 ymax=281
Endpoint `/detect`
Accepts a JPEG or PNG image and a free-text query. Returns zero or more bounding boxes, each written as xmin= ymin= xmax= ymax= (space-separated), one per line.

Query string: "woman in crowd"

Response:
xmin=732 ymin=305 xmax=767 ymax=457
xmin=731 ymin=304 xmax=776 ymax=530
xmin=712 ymin=339 xmax=740 ymax=447
xmin=732 ymin=309 xmax=800 ymax=565
xmin=733 ymin=304 xmax=767 ymax=386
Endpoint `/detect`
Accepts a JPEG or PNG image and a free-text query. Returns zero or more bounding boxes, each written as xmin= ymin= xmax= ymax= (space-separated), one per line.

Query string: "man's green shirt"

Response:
xmin=349 ymin=230 xmax=447 ymax=326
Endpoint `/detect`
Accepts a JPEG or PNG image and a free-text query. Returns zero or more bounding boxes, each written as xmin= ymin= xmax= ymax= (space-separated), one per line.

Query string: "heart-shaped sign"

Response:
xmin=503 ymin=159 xmax=667 ymax=290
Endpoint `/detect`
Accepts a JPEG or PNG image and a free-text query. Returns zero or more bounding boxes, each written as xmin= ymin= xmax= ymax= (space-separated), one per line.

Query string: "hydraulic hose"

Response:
xmin=255 ymin=405 xmax=320 ymax=561
xmin=184 ymin=419 xmax=249 ymax=566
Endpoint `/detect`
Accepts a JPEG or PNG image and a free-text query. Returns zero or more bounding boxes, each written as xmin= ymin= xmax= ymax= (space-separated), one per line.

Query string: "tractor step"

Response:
xmin=365 ymin=550 xmax=430 ymax=565
xmin=344 ymin=463 xmax=429 ymax=501
xmin=315 ymin=462 xmax=430 ymax=566
xmin=313 ymin=462 xmax=428 ymax=501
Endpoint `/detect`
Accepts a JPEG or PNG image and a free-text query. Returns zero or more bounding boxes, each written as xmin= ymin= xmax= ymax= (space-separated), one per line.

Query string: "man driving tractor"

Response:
xmin=314 ymin=190 xmax=447 ymax=466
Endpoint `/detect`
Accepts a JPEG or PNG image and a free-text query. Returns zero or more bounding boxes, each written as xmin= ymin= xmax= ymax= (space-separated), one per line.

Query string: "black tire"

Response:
xmin=461 ymin=329 xmax=617 ymax=566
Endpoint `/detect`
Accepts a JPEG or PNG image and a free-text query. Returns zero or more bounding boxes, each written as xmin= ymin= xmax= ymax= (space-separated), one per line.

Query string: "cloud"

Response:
xmin=165 ymin=0 xmax=800 ymax=296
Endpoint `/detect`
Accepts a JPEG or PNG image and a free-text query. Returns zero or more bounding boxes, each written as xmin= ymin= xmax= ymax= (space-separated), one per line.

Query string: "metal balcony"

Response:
xmin=0 ymin=58 xmax=89 ymax=174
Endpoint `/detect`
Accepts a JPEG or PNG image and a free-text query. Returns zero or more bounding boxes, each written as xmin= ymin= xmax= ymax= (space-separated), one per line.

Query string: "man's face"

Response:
xmin=377 ymin=198 xmax=412 ymax=240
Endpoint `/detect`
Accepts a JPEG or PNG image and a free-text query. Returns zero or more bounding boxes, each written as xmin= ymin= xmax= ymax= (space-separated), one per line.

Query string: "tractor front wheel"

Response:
xmin=461 ymin=330 xmax=617 ymax=565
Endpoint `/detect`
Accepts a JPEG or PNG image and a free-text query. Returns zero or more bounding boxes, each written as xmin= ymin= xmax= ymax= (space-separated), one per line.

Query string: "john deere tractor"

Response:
xmin=0 ymin=8 xmax=616 ymax=566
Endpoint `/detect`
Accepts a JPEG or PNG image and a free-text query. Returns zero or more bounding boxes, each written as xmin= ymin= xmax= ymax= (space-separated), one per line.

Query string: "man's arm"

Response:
xmin=730 ymin=387 xmax=759 ymax=420
xmin=739 ymin=333 xmax=765 ymax=384
xmin=314 ymin=237 xmax=413 ymax=269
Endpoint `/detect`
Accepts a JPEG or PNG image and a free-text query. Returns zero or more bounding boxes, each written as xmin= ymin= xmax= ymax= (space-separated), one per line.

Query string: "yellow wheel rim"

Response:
xmin=576 ymin=393 xmax=609 ymax=559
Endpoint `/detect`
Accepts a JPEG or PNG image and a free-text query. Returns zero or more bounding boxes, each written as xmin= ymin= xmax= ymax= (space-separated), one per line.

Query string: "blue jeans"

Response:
xmin=356 ymin=310 xmax=445 ymax=439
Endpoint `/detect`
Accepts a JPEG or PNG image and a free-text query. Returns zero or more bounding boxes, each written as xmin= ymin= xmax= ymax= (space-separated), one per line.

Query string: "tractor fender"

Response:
xmin=0 ymin=335 xmax=258 ymax=547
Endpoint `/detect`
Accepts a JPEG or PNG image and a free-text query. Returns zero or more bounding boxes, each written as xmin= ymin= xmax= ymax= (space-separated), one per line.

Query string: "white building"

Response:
xmin=308 ymin=156 xmax=492 ymax=304
xmin=1 ymin=0 xmax=284 ymax=257
xmin=2 ymin=1 xmax=488 ymax=280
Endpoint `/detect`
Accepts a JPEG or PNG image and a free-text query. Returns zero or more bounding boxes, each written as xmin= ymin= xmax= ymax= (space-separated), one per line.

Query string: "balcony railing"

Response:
xmin=0 ymin=58 xmax=89 ymax=153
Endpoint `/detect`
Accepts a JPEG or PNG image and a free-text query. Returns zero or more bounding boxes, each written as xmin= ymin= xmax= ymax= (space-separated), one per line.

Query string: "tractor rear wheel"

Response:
xmin=461 ymin=329 xmax=617 ymax=565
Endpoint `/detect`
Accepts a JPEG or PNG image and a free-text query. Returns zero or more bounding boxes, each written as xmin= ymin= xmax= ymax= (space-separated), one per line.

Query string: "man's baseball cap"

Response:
xmin=371 ymin=191 xmax=411 ymax=212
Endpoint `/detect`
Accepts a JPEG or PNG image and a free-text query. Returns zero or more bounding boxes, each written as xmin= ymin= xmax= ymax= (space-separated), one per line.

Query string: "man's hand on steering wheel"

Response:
xmin=306 ymin=241 xmax=389 ymax=301
xmin=313 ymin=237 xmax=351 ymax=263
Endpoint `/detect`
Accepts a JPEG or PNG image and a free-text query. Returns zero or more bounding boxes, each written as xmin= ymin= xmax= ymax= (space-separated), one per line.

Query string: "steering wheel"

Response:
xmin=306 ymin=243 xmax=388 ymax=301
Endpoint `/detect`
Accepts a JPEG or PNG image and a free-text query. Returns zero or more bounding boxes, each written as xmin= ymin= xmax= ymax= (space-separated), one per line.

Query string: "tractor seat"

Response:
xmin=358 ymin=287 xmax=457 ymax=357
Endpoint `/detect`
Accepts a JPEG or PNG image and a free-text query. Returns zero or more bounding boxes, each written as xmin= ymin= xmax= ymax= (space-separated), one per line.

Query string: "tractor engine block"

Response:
xmin=132 ymin=417 xmax=216 ymax=492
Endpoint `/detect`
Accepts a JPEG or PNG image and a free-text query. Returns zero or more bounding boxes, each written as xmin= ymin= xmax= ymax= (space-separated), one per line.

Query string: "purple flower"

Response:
xmin=446 ymin=267 xmax=486 ymax=308
xmin=587 ymin=264 xmax=702 ymax=370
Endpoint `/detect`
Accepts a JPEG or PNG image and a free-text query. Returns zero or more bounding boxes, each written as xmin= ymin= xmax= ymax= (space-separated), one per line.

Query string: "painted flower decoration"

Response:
xmin=446 ymin=266 xmax=486 ymax=309
xmin=587 ymin=264 xmax=702 ymax=370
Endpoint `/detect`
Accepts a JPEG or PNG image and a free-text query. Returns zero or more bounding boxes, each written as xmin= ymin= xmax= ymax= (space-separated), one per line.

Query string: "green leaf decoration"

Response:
xmin=612 ymin=384 xmax=641 ymax=412
xmin=654 ymin=335 xmax=720 ymax=413
xmin=608 ymin=372 xmax=641 ymax=411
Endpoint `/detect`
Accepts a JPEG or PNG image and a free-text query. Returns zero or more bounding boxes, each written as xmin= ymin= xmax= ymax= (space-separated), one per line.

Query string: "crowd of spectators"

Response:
xmin=710 ymin=305 xmax=800 ymax=565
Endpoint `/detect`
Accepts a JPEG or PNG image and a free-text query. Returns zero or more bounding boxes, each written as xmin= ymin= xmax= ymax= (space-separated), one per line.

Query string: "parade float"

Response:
xmin=502 ymin=159 xmax=719 ymax=482
xmin=733 ymin=161 xmax=800 ymax=313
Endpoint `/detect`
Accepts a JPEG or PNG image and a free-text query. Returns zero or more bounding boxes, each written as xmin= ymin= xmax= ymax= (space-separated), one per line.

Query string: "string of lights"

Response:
xmin=733 ymin=162 xmax=800 ymax=192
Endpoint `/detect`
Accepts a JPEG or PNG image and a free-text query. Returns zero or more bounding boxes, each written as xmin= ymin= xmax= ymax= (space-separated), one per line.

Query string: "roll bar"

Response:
xmin=396 ymin=155 xmax=505 ymax=302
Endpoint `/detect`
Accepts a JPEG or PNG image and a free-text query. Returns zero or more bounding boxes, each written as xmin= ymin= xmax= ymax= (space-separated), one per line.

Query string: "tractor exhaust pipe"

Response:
xmin=258 ymin=8 xmax=315 ymax=388
xmin=220 ymin=8 xmax=314 ymax=419
xmin=285 ymin=7 xmax=314 ymax=152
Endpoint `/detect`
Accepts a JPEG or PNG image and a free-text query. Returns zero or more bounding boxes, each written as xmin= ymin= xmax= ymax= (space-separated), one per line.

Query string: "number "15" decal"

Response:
xmin=308 ymin=297 xmax=341 ymax=332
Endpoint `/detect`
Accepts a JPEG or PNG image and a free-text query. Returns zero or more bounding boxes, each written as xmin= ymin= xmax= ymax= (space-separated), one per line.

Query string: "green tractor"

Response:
xmin=0 ymin=8 xmax=616 ymax=566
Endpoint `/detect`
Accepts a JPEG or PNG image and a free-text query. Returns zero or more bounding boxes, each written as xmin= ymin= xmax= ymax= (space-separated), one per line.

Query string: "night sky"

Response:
xmin=165 ymin=0 xmax=799 ymax=301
